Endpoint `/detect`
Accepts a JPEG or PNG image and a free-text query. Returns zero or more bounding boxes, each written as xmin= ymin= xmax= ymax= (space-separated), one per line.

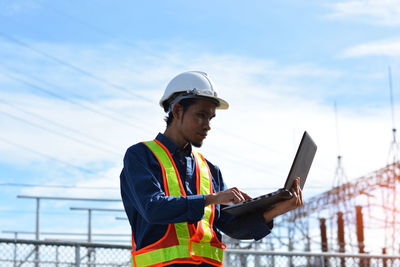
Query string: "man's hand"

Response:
xmin=263 ymin=177 xmax=303 ymax=223
xmin=205 ymin=187 xmax=251 ymax=206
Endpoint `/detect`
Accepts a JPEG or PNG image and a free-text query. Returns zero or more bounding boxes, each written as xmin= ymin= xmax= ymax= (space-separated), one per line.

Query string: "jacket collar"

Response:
xmin=156 ymin=133 xmax=192 ymax=157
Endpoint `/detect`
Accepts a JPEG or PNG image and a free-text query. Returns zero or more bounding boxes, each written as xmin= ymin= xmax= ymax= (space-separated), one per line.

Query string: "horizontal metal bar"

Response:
xmin=70 ymin=207 xmax=124 ymax=212
xmin=224 ymin=249 xmax=400 ymax=259
xmin=2 ymin=230 xmax=128 ymax=236
xmin=0 ymin=238 xmax=131 ymax=249
xmin=17 ymin=195 xmax=121 ymax=201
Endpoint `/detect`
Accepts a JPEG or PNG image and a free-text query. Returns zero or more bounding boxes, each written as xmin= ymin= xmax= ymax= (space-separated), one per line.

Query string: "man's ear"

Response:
xmin=172 ymin=103 xmax=183 ymax=121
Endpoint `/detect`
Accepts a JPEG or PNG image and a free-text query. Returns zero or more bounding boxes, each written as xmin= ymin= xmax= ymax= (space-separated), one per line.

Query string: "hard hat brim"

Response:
xmin=159 ymin=91 xmax=229 ymax=111
xmin=215 ymin=97 xmax=229 ymax=109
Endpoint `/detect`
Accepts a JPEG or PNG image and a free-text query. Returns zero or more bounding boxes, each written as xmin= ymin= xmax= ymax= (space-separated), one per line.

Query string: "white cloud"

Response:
xmin=342 ymin=38 xmax=400 ymax=57
xmin=327 ymin=0 xmax=400 ymax=26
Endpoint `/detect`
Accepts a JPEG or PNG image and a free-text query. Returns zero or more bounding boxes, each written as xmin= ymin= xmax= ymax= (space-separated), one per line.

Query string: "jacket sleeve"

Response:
xmin=216 ymin=209 xmax=273 ymax=240
xmin=121 ymin=145 xmax=205 ymax=225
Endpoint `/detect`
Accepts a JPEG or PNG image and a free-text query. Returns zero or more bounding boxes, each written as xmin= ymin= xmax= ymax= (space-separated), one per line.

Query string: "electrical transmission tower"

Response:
xmin=384 ymin=66 xmax=399 ymax=254
xmin=331 ymin=102 xmax=354 ymax=257
xmin=273 ymin=161 xmax=400 ymax=253
xmin=225 ymin=70 xmax=400 ymax=260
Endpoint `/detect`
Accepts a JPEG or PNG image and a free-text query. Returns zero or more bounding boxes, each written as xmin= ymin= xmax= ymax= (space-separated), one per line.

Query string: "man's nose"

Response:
xmin=204 ymin=120 xmax=211 ymax=131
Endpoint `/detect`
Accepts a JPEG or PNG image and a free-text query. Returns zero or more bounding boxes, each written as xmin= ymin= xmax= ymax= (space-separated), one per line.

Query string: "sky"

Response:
xmin=0 ymin=0 xmax=400 ymax=249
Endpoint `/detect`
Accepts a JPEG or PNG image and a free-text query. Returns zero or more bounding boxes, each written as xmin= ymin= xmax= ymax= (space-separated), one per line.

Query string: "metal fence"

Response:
xmin=0 ymin=238 xmax=131 ymax=267
xmin=225 ymin=249 xmax=400 ymax=267
xmin=1 ymin=238 xmax=400 ymax=267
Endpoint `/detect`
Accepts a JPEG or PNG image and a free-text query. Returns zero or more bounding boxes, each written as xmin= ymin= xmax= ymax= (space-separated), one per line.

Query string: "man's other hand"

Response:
xmin=263 ymin=177 xmax=303 ymax=223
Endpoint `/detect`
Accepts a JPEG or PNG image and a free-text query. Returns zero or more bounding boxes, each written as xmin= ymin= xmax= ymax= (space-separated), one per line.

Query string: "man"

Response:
xmin=120 ymin=71 xmax=303 ymax=267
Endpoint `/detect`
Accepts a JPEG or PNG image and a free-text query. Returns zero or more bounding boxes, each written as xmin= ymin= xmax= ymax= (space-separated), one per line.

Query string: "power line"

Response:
xmin=1 ymin=72 xmax=290 ymax=177
xmin=3 ymin=65 xmax=155 ymax=128
xmin=0 ymin=35 xmax=298 ymax=170
xmin=0 ymin=109 xmax=120 ymax=156
xmin=0 ymin=99 xmax=120 ymax=152
xmin=213 ymin=126 xmax=282 ymax=155
xmin=0 ymin=182 xmax=119 ymax=190
xmin=0 ymin=27 xmax=327 ymax=179
xmin=0 ymin=16 xmax=157 ymax=134
xmin=0 ymin=30 xmax=296 ymax=160
xmin=31 ymin=6 xmax=299 ymax=157
xmin=1 ymin=71 xmax=152 ymax=133
xmin=1 ymin=11 xmax=287 ymax=159
xmin=0 ymin=136 xmax=97 ymax=174
xmin=0 ymin=31 xmax=152 ymax=103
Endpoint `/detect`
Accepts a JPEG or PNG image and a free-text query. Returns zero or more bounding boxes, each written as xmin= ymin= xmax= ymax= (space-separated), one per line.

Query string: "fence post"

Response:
xmin=224 ymin=251 xmax=230 ymax=267
xmin=75 ymin=244 xmax=80 ymax=267
xmin=35 ymin=198 xmax=40 ymax=267
xmin=13 ymin=234 xmax=17 ymax=267
xmin=56 ymin=246 xmax=59 ymax=267
xmin=320 ymin=255 xmax=325 ymax=267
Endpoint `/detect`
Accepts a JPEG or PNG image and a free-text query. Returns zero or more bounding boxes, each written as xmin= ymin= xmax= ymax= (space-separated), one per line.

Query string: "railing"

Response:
xmin=0 ymin=238 xmax=131 ymax=267
xmin=1 ymin=238 xmax=400 ymax=266
xmin=225 ymin=249 xmax=400 ymax=267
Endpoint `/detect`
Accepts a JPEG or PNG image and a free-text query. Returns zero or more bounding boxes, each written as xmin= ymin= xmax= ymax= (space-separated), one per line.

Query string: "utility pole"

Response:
xmin=387 ymin=66 xmax=399 ymax=254
xmin=332 ymin=102 xmax=352 ymax=254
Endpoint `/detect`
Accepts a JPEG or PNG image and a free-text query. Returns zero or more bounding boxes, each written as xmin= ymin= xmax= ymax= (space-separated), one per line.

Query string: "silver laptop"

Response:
xmin=221 ymin=131 xmax=317 ymax=217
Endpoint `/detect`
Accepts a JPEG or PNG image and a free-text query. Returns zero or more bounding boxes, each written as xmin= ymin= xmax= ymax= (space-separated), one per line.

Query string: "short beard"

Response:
xmin=191 ymin=141 xmax=203 ymax=148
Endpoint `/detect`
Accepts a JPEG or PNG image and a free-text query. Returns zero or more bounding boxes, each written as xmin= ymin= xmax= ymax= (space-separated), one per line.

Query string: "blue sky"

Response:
xmin=1 ymin=0 xmax=400 ymax=251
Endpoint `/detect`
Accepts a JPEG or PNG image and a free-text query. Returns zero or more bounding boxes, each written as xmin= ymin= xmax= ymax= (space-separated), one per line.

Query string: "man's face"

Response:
xmin=177 ymin=99 xmax=216 ymax=148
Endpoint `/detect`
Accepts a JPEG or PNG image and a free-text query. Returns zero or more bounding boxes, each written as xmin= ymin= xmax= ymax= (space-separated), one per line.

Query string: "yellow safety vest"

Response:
xmin=131 ymin=139 xmax=226 ymax=267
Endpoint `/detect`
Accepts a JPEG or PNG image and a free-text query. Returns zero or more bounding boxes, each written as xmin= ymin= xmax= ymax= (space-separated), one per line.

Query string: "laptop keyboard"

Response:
xmin=239 ymin=190 xmax=281 ymax=205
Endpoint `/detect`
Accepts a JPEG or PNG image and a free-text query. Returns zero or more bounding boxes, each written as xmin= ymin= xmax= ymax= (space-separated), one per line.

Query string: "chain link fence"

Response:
xmin=0 ymin=238 xmax=131 ymax=267
xmin=1 ymin=238 xmax=400 ymax=266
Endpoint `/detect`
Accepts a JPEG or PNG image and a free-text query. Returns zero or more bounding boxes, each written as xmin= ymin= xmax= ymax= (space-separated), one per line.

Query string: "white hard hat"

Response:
xmin=160 ymin=71 xmax=229 ymax=112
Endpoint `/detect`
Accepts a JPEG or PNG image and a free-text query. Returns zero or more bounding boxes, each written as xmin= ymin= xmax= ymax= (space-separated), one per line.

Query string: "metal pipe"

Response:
xmin=13 ymin=232 xmax=17 ymax=267
xmin=88 ymin=209 xmax=92 ymax=267
xmin=75 ymin=245 xmax=80 ymax=267
xmin=35 ymin=198 xmax=40 ymax=267
xmin=88 ymin=209 xmax=92 ymax=243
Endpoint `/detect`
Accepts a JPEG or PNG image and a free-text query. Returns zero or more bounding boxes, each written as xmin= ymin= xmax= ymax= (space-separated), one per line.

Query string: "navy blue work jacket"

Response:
xmin=120 ymin=133 xmax=273 ymax=267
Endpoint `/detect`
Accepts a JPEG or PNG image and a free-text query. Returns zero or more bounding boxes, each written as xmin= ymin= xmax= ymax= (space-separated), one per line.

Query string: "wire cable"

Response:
xmin=0 ymin=136 xmax=97 ymax=174
xmin=0 ymin=109 xmax=120 ymax=156
xmin=1 ymin=71 xmax=153 ymax=134
xmin=0 ymin=182 xmax=119 ymax=190
xmin=0 ymin=31 xmax=152 ymax=103
xmin=0 ymin=28 xmax=299 ymax=158
xmin=2 ymin=71 xmax=294 ymax=178
xmin=0 ymin=99 xmax=120 ymax=151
